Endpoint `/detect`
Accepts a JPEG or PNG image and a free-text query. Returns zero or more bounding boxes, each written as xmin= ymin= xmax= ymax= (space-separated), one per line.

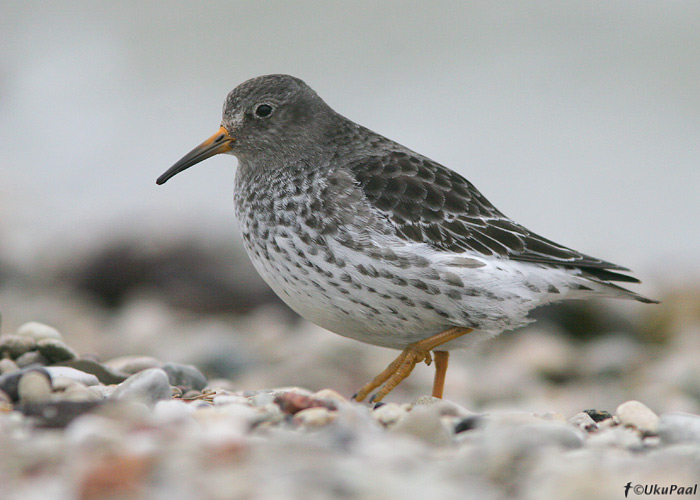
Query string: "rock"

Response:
xmin=274 ymin=391 xmax=337 ymax=415
xmin=55 ymin=359 xmax=127 ymax=385
xmin=583 ymin=409 xmax=613 ymax=422
xmin=0 ymin=367 xmax=52 ymax=402
xmin=105 ymin=355 xmax=163 ymax=375
xmin=162 ymin=362 xmax=208 ymax=392
xmin=568 ymin=412 xmax=598 ymax=433
xmin=110 ymin=368 xmax=172 ymax=405
xmin=18 ymin=370 xmax=52 ymax=403
xmin=0 ymin=358 xmax=20 ymax=374
xmin=44 ymin=367 xmax=99 ymax=386
xmin=586 ymin=426 xmax=643 ymax=450
xmin=19 ymin=400 xmax=102 ymax=428
xmin=0 ymin=334 xmax=37 ymax=358
xmin=658 ymin=413 xmax=700 ymax=444
xmin=16 ymin=322 xmax=63 ymax=341
xmin=311 ymin=388 xmax=349 ymax=405
xmin=372 ymin=402 xmax=409 ymax=428
xmin=293 ymin=407 xmax=337 ymax=427
xmin=454 ymin=415 xmax=483 ymax=433
xmin=15 ymin=350 xmax=50 ymax=368
xmin=616 ymin=400 xmax=659 ymax=435
xmin=61 ymin=383 xmax=102 ymax=403
xmin=36 ymin=338 xmax=78 ymax=363
xmin=391 ymin=405 xmax=453 ymax=446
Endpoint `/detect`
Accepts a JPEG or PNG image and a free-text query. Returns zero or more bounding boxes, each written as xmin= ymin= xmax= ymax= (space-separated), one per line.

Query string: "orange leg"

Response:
xmin=353 ymin=327 xmax=472 ymax=403
xmin=432 ymin=351 xmax=450 ymax=399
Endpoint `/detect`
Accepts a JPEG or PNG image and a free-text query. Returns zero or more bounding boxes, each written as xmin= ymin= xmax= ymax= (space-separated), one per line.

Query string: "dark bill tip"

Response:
xmin=156 ymin=126 xmax=234 ymax=185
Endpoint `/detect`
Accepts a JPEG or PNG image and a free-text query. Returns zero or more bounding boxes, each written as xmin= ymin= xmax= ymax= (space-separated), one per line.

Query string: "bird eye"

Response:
xmin=254 ymin=104 xmax=273 ymax=118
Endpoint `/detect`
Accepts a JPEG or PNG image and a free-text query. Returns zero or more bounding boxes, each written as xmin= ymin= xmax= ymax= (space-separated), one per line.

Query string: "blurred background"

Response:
xmin=1 ymin=1 xmax=699 ymax=415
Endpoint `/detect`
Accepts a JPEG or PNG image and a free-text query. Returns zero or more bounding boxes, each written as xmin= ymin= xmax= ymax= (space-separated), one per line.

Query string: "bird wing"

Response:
xmin=347 ymin=149 xmax=639 ymax=283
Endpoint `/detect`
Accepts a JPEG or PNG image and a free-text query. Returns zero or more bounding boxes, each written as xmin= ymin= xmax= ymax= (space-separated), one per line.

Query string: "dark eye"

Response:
xmin=254 ymin=104 xmax=273 ymax=118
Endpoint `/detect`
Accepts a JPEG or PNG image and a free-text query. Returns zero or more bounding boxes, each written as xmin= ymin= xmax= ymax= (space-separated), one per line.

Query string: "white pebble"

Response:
xmin=616 ymin=400 xmax=659 ymax=434
xmin=44 ymin=366 xmax=99 ymax=386
xmin=16 ymin=322 xmax=63 ymax=341
xmin=18 ymin=370 xmax=52 ymax=403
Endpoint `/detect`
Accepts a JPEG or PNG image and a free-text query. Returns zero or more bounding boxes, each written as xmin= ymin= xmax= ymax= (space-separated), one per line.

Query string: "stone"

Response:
xmin=110 ymin=368 xmax=172 ymax=405
xmin=568 ymin=412 xmax=598 ymax=433
xmin=36 ymin=338 xmax=79 ymax=363
xmin=616 ymin=400 xmax=659 ymax=435
xmin=372 ymin=402 xmax=409 ymax=428
xmin=0 ymin=358 xmax=20 ymax=374
xmin=391 ymin=405 xmax=453 ymax=446
xmin=658 ymin=413 xmax=700 ymax=444
xmin=454 ymin=415 xmax=483 ymax=433
xmin=18 ymin=370 xmax=52 ymax=403
xmin=16 ymin=321 xmax=63 ymax=341
xmin=0 ymin=334 xmax=37 ymax=358
xmin=162 ymin=362 xmax=208 ymax=392
xmin=15 ymin=350 xmax=51 ymax=368
xmin=44 ymin=367 xmax=99 ymax=386
xmin=61 ymin=383 xmax=102 ymax=403
xmin=311 ymin=388 xmax=349 ymax=405
xmin=105 ymin=355 xmax=163 ymax=374
xmin=583 ymin=409 xmax=613 ymax=422
xmin=586 ymin=426 xmax=643 ymax=450
xmin=56 ymin=359 xmax=128 ymax=385
xmin=293 ymin=407 xmax=337 ymax=427
xmin=274 ymin=391 xmax=337 ymax=415
xmin=20 ymin=400 xmax=102 ymax=428
xmin=0 ymin=367 xmax=52 ymax=402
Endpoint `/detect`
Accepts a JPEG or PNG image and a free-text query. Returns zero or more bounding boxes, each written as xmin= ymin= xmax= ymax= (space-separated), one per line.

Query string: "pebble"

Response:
xmin=372 ymin=402 xmax=409 ymax=427
xmin=568 ymin=412 xmax=598 ymax=432
xmin=57 ymin=359 xmax=127 ymax=385
xmin=658 ymin=413 xmax=700 ymax=444
xmin=105 ymin=355 xmax=163 ymax=374
xmin=0 ymin=358 xmax=20 ymax=374
xmin=15 ymin=350 xmax=51 ymax=368
xmin=16 ymin=321 xmax=63 ymax=341
xmin=616 ymin=400 xmax=660 ymax=435
xmin=391 ymin=404 xmax=453 ymax=446
xmin=18 ymin=370 xmax=52 ymax=403
xmin=0 ymin=334 xmax=37 ymax=358
xmin=36 ymin=338 xmax=79 ymax=363
xmin=0 ymin=367 xmax=52 ymax=402
xmin=110 ymin=368 xmax=172 ymax=405
xmin=293 ymin=407 xmax=337 ymax=427
xmin=44 ymin=366 xmax=99 ymax=386
xmin=586 ymin=426 xmax=643 ymax=451
xmin=162 ymin=362 xmax=208 ymax=392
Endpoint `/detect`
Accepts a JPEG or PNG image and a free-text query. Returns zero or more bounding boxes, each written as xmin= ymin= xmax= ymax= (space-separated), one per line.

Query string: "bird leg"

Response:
xmin=432 ymin=351 xmax=450 ymax=399
xmin=353 ymin=327 xmax=473 ymax=403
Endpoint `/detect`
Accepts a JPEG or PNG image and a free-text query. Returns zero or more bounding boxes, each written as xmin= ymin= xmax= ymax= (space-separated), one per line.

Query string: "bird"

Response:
xmin=157 ymin=74 xmax=656 ymax=403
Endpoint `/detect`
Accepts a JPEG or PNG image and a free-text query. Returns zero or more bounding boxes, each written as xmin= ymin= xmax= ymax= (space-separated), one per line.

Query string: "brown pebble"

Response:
xmin=274 ymin=392 xmax=338 ymax=415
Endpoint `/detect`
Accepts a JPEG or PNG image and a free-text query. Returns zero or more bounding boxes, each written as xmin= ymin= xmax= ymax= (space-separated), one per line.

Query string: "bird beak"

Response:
xmin=156 ymin=126 xmax=235 ymax=185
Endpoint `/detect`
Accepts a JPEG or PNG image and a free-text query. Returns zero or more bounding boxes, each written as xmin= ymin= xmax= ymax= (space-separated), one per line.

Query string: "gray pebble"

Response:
xmin=18 ymin=370 xmax=52 ymax=403
xmin=36 ymin=338 xmax=78 ymax=363
xmin=110 ymin=368 xmax=172 ymax=405
xmin=0 ymin=335 xmax=37 ymax=358
xmin=15 ymin=350 xmax=51 ymax=368
xmin=162 ymin=362 xmax=208 ymax=392
xmin=658 ymin=413 xmax=700 ymax=444
xmin=44 ymin=367 xmax=99 ymax=386
xmin=16 ymin=322 xmax=63 ymax=341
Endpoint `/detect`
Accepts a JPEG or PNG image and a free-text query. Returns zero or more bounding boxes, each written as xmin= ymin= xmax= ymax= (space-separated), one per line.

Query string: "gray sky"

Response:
xmin=2 ymin=1 xmax=699 ymax=295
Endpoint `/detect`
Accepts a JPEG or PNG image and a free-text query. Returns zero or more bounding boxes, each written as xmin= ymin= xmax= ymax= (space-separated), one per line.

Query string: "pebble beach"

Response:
xmin=1 ymin=248 xmax=699 ymax=499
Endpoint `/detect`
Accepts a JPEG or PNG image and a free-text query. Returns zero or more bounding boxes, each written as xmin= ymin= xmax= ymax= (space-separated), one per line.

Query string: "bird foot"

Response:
xmin=352 ymin=327 xmax=472 ymax=403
